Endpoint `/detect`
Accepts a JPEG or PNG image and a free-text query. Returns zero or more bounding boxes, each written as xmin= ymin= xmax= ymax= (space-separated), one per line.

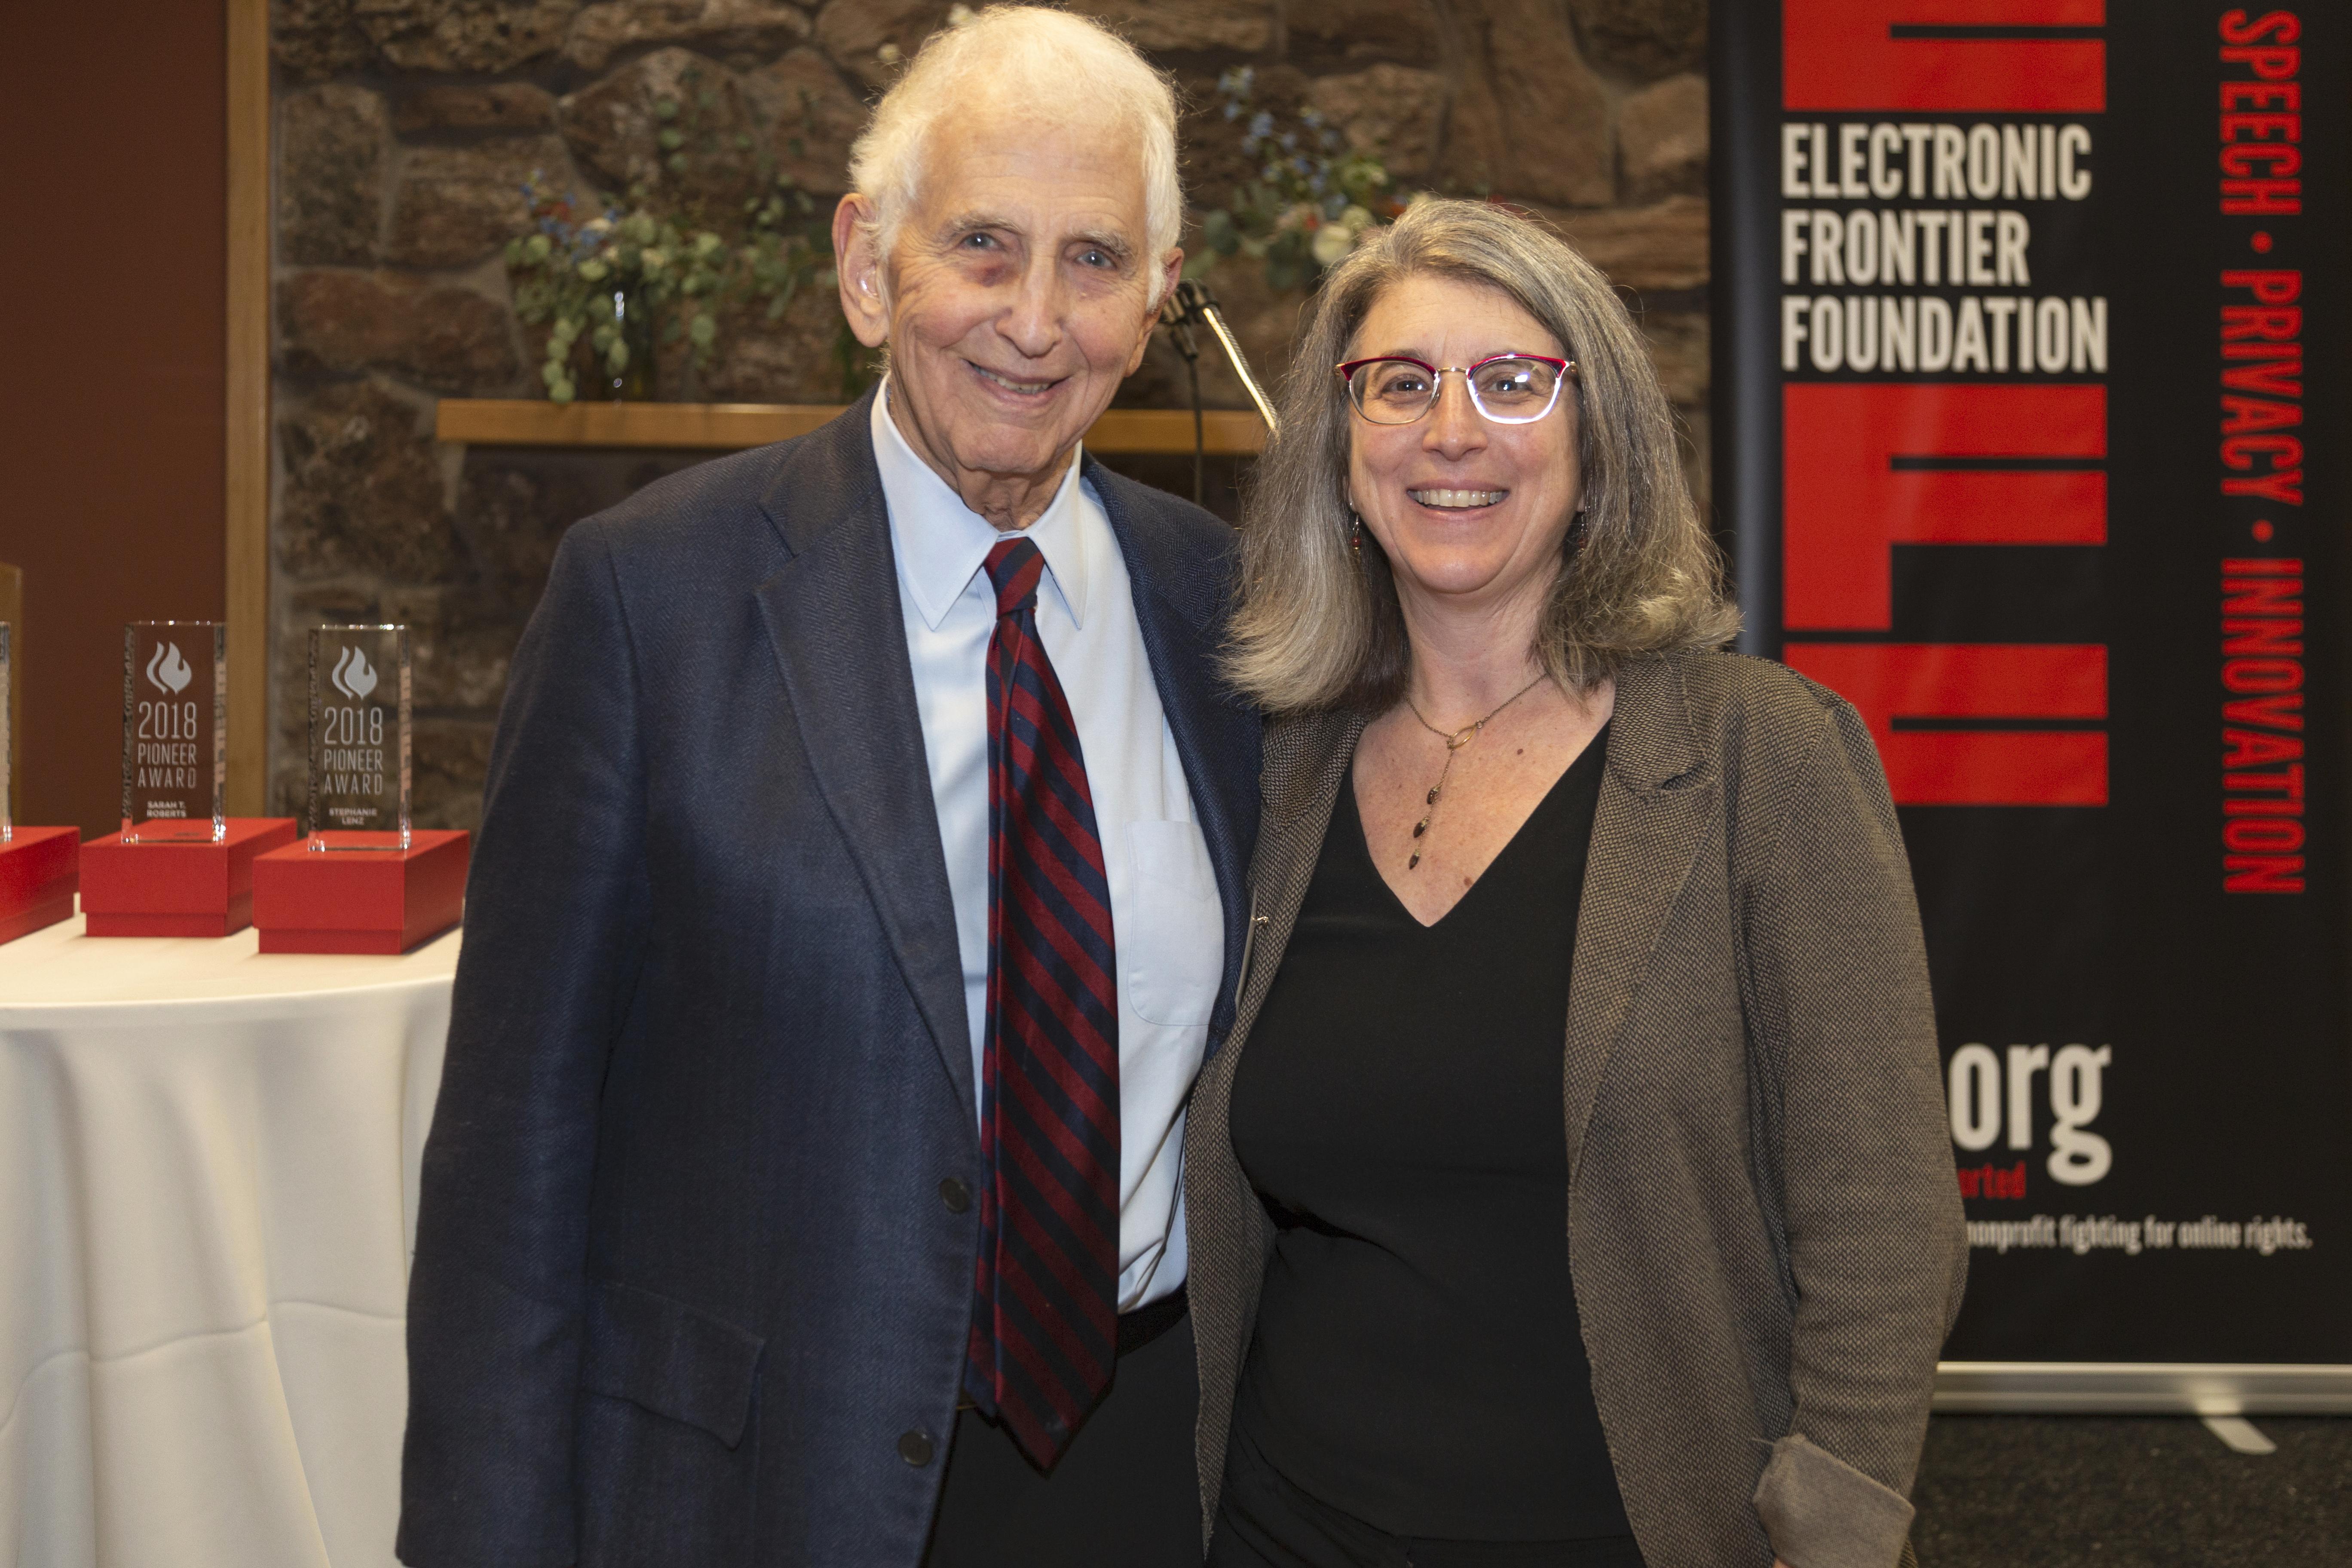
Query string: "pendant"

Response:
xmin=1412 ymin=818 xmax=1428 ymax=837
xmin=1408 ymin=852 xmax=1421 ymax=870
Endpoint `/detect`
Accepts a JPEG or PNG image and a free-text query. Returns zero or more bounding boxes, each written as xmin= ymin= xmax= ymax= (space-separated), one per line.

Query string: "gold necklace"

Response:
xmin=1400 ymin=673 xmax=1548 ymax=871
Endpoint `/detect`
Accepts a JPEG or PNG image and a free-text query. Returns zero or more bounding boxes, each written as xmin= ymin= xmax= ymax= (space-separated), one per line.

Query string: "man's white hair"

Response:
xmin=847 ymin=6 xmax=1184 ymax=294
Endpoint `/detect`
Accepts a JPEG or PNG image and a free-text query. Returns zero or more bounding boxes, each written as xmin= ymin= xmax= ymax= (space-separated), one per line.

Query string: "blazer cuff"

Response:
xmin=1752 ymin=1433 xmax=1914 ymax=1568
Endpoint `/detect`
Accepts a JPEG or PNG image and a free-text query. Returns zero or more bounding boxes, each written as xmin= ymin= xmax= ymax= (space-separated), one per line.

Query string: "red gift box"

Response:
xmin=0 ymin=826 xmax=80 ymax=943
xmin=252 ymin=830 xmax=469 ymax=954
xmin=80 ymin=818 xmax=300 ymax=937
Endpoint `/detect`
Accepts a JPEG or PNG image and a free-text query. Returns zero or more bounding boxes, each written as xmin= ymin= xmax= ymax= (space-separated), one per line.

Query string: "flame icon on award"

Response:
xmin=331 ymin=643 xmax=379 ymax=701
xmin=145 ymin=642 xmax=193 ymax=694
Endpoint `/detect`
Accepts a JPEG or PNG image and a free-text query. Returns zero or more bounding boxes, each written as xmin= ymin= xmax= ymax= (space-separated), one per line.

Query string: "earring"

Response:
xmin=1349 ymin=511 xmax=1363 ymax=559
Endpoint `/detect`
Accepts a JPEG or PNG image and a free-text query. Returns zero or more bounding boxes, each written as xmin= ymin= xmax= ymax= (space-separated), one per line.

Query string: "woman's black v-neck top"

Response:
xmin=1228 ymin=726 xmax=1629 ymax=1542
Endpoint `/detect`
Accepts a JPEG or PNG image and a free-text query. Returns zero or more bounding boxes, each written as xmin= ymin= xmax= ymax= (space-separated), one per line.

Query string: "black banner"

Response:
xmin=1713 ymin=2 xmax=2352 ymax=1365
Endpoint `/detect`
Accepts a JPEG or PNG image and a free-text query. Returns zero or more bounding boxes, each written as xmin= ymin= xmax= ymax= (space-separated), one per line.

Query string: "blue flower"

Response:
xmin=1250 ymin=111 xmax=1273 ymax=140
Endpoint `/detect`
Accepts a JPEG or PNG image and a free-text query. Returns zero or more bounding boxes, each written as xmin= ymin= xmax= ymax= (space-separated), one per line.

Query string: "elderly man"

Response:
xmin=395 ymin=10 xmax=1257 ymax=1568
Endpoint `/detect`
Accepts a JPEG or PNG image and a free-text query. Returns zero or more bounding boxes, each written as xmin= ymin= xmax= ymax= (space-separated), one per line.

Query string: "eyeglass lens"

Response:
xmin=1347 ymin=358 xmax=1563 ymax=425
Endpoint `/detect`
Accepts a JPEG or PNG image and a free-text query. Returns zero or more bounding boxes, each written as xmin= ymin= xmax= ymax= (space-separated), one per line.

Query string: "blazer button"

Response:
xmin=939 ymin=1177 xmax=971 ymax=1214
xmin=898 ymin=1428 xmax=936 ymax=1467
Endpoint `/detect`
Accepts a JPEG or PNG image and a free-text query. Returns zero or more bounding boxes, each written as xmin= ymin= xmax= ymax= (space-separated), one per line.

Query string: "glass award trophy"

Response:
xmin=122 ymin=621 xmax=227 ymax=843
xmin=0 ymin=619 xmax=79 ymax=943
xmin=249 ymin=620 xmax=459 ymax=953
xmin=307 ymin=624 xmax=411 ymax=851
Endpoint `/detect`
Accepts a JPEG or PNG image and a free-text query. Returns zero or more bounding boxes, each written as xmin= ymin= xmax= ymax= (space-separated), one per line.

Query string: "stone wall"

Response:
xmin=266 ymin=0 xmax=1708 ymax=827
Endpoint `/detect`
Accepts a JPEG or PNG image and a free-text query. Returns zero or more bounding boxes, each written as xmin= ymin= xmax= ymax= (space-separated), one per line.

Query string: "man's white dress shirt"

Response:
xmin=872 ymin=386 xmax=1222 ymax=1311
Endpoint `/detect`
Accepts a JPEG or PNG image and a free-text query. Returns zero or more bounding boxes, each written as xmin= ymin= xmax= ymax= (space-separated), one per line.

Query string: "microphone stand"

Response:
xmin=1159 ymin=278 xmax=1279 ymax=508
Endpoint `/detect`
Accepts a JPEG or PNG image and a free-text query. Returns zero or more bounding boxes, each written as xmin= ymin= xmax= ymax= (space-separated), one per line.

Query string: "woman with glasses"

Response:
xmin=1186 ymin=198 xmax=1965 ymax=1568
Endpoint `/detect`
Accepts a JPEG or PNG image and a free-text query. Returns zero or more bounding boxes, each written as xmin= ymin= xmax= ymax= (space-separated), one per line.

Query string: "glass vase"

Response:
xmin=592 ymin=283 xmax=656 ymax=402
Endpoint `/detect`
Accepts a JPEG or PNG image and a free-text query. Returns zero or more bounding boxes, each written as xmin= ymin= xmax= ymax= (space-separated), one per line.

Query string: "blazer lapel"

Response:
xmin=1228 ymin=709 xmax=1365 ymax=1048
xmin=1085 ymin=461 xmax=1264 ymax=1048
xmin=753 ymin=395 xmax=977 ymax=1128
xmin=1563 ymin=655 xmax=1715 ymax=1177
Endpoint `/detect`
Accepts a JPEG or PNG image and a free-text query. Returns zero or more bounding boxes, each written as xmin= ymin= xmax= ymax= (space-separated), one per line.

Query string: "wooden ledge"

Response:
xmin=435 ymin=399 xmax=1267 ymax=455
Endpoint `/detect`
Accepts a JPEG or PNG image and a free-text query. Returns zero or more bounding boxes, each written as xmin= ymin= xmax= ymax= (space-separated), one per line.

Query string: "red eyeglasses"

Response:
xmin=1335 ymin=353 xmax=1575 ymax=426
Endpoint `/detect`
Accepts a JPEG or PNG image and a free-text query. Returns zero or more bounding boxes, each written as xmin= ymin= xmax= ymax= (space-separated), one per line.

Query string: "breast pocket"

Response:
xmin=1121 ymin=821 xmax=1224 ymax=1027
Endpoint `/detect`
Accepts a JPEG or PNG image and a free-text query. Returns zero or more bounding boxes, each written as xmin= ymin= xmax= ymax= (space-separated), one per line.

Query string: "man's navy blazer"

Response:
xmin=398 ymin=391 xmax=1261 ymax=1568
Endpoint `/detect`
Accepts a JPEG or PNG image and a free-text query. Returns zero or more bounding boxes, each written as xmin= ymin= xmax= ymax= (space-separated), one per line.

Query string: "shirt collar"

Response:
xmin=871 ymin=380 xmax=1090 ymax=633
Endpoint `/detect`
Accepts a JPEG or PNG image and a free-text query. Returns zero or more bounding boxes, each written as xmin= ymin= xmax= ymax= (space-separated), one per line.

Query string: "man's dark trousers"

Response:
xmin=927 ymin=1297 xmax=1199 ymax=1568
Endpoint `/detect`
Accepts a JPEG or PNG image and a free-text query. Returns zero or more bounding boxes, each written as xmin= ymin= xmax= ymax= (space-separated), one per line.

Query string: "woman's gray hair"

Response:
xmin=1224 ymin=197 xmax=1738 ymax=713
xmin=847 ymin=6 xmax=1183 ymax=293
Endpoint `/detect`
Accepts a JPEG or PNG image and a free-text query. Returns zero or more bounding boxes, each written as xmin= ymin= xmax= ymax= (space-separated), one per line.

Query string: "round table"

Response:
xmin=0 ymin=913 xmax=458 ymax=1568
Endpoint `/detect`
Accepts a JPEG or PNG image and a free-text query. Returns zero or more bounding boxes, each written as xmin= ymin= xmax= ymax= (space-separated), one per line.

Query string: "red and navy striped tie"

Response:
xmin=965 ymin=536 xmax=1121 ymax=1470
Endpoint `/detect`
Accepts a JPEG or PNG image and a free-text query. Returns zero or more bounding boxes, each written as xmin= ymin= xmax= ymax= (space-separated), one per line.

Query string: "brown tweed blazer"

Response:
xmin=1184 ymin=649 xmax=1967 ymax=1568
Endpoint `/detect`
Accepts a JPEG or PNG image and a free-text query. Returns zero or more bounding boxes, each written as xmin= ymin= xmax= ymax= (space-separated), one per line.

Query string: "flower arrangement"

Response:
xmin=504 ymin=72 xmax=830 ymax=403
xmin=1194 ymin=67 xmax=1414 ymax=293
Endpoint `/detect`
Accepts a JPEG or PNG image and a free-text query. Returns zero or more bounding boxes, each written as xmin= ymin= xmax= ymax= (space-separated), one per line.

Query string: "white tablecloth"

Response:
xmin=0 ymin=915 xmax=458 ymax=1568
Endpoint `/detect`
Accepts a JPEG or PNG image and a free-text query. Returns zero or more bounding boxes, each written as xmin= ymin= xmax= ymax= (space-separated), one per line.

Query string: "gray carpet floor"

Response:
xmin=1912 ymin=1416 xmax=2352 ymax=1567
